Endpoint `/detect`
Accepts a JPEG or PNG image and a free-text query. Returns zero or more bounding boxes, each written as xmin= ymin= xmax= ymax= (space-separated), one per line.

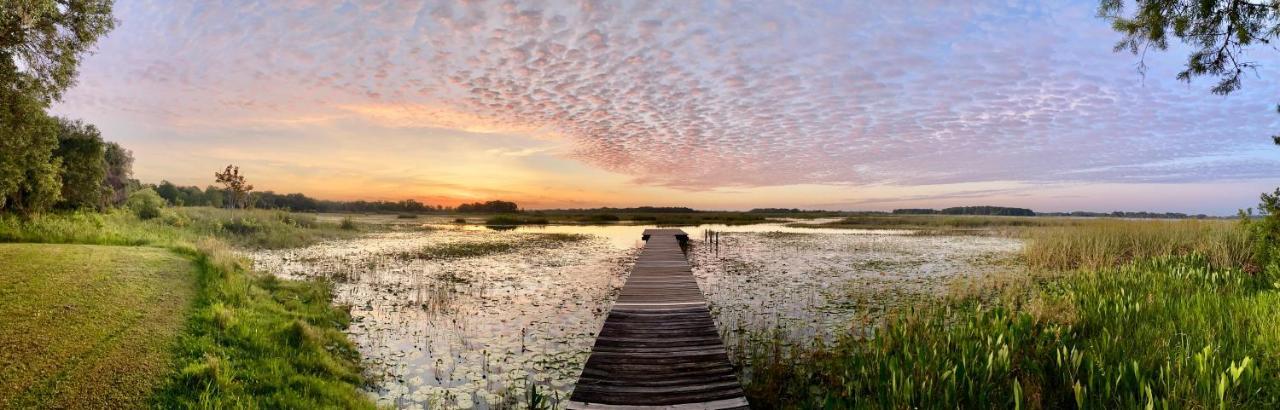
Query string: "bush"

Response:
xmin=1245 ymin=188 xmax=1280 ymax=270
xmin=125 ymin=188 xmax=165 ymax=220
xmin=220 ymin=218 xmax=260 ymax=235
xmin=454 ymin=218 xmax=467 ymax=224
xmin=161 ymin=210 xmax=190 ymax=227
xmin=339 ymin=216 xmax=357 ymax=230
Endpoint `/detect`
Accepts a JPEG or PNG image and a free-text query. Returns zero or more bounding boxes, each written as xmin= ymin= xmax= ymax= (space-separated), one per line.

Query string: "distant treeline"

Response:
xmin=150 ymin=181 xmax=519 ymax=213
xmin=540 ymin=206 xmax=698 ymax=214
xmin=893 ymin=206 xmax=1036 ymax=216
xmin=893 ymin=206 xmax=1214 ymax=219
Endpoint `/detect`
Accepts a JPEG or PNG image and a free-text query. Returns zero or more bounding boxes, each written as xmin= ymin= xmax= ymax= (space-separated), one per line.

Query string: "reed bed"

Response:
xmin=1023 ymin=219 xmax=1251 ymax=271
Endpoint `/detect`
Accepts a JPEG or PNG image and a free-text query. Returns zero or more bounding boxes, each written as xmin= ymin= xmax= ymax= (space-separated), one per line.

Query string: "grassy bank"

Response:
xmin=0 ymin=207 xmax=361 ymax=249
xmin=737 ymin=218 xmax=1280 ymax=408
xmin=0 ymin=244 xmax=197 ymax=408
xmin=0 ymin=209 xmax=374 ymax=408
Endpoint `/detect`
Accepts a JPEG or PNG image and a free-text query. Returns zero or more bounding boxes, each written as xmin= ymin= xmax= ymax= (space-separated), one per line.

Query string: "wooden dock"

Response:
xmin=567 ymin=229 xmax=748 ymax=409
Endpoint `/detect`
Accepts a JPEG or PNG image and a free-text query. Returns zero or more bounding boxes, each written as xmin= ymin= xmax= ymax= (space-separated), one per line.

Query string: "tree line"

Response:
xmin=147 ymin=180 xmax=519 ymax=214
xmin=2 ymin=4 xmax=127 ymax=215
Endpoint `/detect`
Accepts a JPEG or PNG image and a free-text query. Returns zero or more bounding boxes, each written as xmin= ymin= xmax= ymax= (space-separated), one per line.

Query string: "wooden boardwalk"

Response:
xmin=567 ymin=229 xmax=748 ymax=409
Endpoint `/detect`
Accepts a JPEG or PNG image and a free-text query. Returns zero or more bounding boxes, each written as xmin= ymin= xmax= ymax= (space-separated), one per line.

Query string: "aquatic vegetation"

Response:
xmin=727 ymin=218 xmax=1280 ymax=408
xmin=738 ymin=255 xmax=1280 ymax=408
xmin=394 ymin=233 xmax=588 ymax=261
xmin=690 ymin=231 xmax=1022 ymax=350
xmin=252 ymin=228 xmax=634 ymax=408
xmin=340 ymin=216 xmax=358 ymax=230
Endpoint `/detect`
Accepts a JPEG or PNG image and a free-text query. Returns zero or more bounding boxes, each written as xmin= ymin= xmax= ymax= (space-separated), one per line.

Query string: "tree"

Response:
xmin=125 ymin=187 xmax=164 ymax=220
xmin=1 ymin=0 xmax=117 ymax=103
xmin=1 ymin=0 xmax=116 ymax=215
xmin=155 ymin=180 xmax=180 ymax=205
xmin=1099 ymin=0 xmax=1280 ymax=143
xmin=203 ymin=186 xmax=224 ymax=208
xmin=52 ymin=117 xmax=106 ymax=209
xmin=102 ymin=141 xmax=133 ymax=206
xmin=214 ymin=165 xmax=254 ymax=209
xmin=456 ymin=200 xmax=520 ymax=213
xmin=0 ymin=88 xmax=60 ymax=214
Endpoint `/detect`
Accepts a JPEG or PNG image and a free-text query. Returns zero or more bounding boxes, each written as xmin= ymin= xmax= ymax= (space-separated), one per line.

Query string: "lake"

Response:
xmin=250 ymin=221 xmax=1021 ymax=408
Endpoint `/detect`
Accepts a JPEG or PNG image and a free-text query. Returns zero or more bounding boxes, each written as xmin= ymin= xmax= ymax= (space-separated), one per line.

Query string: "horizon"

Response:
xmin=51 ymin=0 xmax=1280 ymax=214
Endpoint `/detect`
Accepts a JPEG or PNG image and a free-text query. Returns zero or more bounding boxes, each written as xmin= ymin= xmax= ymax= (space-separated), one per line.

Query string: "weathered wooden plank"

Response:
xmin=568 ymin=230 xmax=748 ymax=409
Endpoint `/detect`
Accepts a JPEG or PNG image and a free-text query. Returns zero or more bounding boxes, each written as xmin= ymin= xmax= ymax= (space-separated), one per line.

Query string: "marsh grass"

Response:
xmin=740 ymin=255 xmax=1280 ymax=408
xmin=1023 ymin=219 xmax=1251 ymax=271
xmin=736 ymin=217 xmax=1280 ymax=408
xmin=0 ymin=209 xmax=374 ymax=408
xmin=396 ymin=233 xmax=589 ymax=260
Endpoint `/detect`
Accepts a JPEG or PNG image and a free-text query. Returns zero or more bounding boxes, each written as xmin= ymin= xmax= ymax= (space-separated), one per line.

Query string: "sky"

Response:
xmin=51 ymin=0 xmax=1280 ymax=214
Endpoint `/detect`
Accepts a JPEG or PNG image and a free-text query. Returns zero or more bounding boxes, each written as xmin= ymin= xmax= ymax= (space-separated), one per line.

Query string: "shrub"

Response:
xmin=125 ymin=188 xmax=165 ymax=220
xmin=1245 ymin=188 xmax=1280 ymax=270
xmin=161 ymin=210 xmax=190 ymax=227
xmin=339 ymin=216 xmax=357 ymax=230
xmin=220 ymin=218 xmax=260 ymax=235
xmin=454 ymin=218 xmax=467 ymax=224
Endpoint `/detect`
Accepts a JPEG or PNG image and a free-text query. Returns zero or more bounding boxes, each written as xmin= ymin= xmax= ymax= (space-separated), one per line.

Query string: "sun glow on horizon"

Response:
xmin=48 ymin=0 xmax=1280 ymax=215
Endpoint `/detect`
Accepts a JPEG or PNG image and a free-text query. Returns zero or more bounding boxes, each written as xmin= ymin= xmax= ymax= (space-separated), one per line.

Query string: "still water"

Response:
xmin=250 ymin=221 xmax=1019 ymax=408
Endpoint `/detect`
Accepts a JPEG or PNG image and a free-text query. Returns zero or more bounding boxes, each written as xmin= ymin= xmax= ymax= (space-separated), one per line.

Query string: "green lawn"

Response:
xmin=0 ymin=243 xmax=197 ymax=408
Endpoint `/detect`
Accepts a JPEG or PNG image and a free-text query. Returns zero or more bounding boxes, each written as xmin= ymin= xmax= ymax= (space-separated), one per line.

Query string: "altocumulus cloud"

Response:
xmin=60 ymin=0 xmax=1280 ymax=190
